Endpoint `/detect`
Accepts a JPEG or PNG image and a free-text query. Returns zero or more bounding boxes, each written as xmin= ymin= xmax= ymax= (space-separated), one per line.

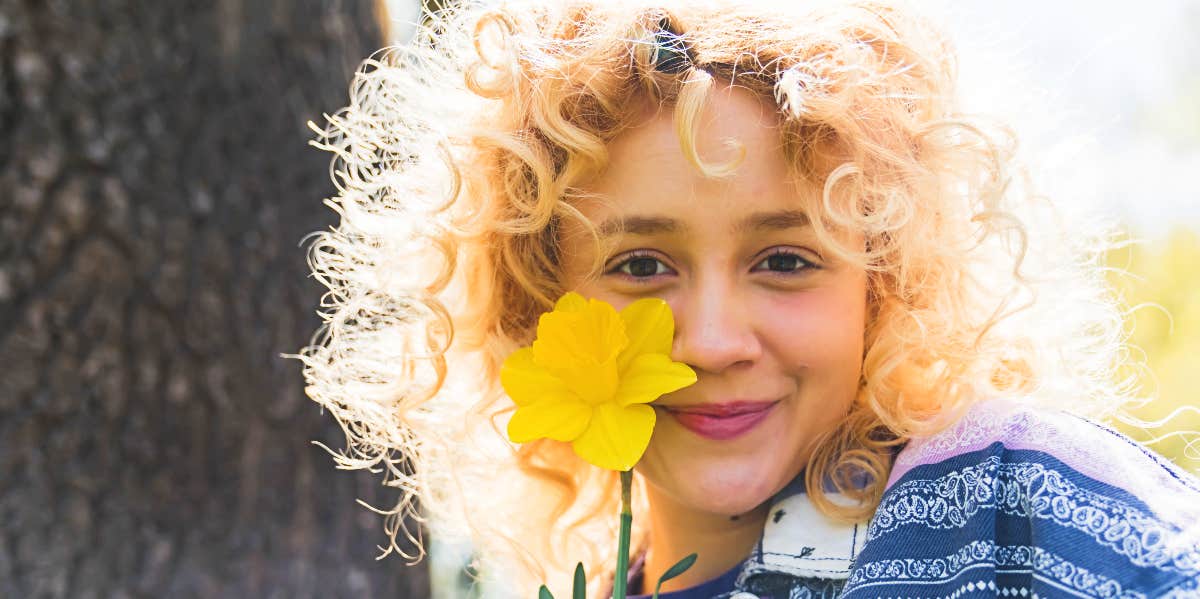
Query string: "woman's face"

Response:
xmin=560 ymin=84 xmax=868 ymax=517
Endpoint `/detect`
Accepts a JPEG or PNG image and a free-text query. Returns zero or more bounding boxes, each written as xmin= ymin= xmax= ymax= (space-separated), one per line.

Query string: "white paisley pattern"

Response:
xmin=843 ymin=540 xmax=1146 ymax=598
xmin=868 ymin=456 xmax=1200 ymax=574
xmin=893 ymin=401 xmax=1060 ymax=473
xmin=1159 ymin=575 xmax=1200 ymax=598
xmin=890 ymin=399 xmax=1200 ymax=522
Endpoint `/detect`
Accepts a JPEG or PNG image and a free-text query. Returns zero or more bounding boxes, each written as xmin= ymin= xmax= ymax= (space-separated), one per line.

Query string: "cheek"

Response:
xmin=757 ymin=286 xmax=866 ymax=377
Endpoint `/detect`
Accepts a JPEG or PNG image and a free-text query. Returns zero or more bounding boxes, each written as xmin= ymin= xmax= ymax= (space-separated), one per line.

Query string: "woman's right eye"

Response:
xmin=610 ymin=254 xmax=672 ymax=279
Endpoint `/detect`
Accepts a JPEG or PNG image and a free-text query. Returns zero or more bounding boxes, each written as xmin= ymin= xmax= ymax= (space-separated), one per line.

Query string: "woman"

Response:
xmin=298 ymin=1 xmax=1200 ymax=597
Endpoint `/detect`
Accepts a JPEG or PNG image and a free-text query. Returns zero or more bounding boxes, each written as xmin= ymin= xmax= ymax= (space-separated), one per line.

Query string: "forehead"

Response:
xmin=573 ymin=84 xmax=817 ymax=224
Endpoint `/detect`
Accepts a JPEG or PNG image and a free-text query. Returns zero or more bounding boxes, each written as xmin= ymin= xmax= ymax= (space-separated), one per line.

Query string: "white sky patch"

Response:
xmin=924 ymin=0 xmax=1200 ymax=235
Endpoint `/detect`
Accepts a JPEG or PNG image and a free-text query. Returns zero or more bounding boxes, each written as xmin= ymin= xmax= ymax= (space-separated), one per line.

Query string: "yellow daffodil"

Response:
xmin=500 ymin=292 xmax=697 ymax=471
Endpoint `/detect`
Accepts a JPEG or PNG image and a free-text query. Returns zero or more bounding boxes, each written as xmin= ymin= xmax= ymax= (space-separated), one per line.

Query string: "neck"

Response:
xmin=637 ymin=484 xmax=770 ymax=595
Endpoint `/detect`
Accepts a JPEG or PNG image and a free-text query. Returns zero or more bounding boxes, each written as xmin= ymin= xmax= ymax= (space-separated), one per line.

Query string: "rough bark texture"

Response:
xmin=0 ymin=1 xmax=430 ymax=597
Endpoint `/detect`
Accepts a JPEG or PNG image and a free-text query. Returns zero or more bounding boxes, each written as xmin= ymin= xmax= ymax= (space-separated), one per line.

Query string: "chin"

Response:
xmin=698 ymin=468 xmax=786 ymax=515
xmin=644 ymin=455 xmax=796 ymax=517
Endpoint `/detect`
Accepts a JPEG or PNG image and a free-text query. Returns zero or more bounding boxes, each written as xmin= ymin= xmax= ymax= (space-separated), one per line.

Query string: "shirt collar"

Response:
xmin=741 ymin=476 xmax=867 ymax=581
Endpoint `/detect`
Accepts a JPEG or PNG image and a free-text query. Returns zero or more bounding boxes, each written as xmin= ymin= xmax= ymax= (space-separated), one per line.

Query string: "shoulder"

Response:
xmin=844 ymin=397 xmax=1200 ymax=599
xmin=887 ymin=396 xmax=1200 ymax=513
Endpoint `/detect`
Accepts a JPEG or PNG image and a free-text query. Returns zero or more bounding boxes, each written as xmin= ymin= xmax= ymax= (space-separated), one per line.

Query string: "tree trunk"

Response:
xmin=0 ymin=0 xmax=430 ymax=597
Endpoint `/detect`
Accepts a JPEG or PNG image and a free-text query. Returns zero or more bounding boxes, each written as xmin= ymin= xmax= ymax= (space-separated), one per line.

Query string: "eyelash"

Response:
xmin=607 ymin=248 xmax=817 ymax=282
xmin=756 ymin=249 xmax=818 ymax=275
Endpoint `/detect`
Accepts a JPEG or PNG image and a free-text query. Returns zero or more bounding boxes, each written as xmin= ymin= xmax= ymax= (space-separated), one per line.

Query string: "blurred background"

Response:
xmin=925 ymin=0 xmax=1200 ymax=470
xmin=1 ymin=1 xmax=1196 ymax=598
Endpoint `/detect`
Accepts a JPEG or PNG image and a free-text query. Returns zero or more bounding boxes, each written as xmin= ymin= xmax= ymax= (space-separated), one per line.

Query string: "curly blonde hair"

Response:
xmin=298 ymin=0 xmax=1131 ymax=594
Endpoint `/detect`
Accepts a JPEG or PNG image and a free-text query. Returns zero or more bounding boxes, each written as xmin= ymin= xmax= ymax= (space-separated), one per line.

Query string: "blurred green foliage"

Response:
xmin=1107 ymin=227 xmax=1200 ymax=474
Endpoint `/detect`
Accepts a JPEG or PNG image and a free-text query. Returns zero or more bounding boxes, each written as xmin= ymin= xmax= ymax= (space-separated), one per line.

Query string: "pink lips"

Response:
xmin=661 ymin=401 xmax=778 ymax=440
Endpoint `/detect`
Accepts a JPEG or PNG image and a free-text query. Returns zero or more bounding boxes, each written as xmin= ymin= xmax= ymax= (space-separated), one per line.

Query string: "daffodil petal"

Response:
xmin=507 ymin=396 xmax=593 ymax=443
xmin=572 ymin=358 xmax=620 ymax=406
xmin=571 ymin=402 xmax=655 ymax=471
xmin=617 ymin=298 xmax=674 ymax=372
xmin=554 ymin=291 xmax=589 ymax=312
xmin=532 ymin=297 xmax=627 ymax=370
xmin=500 ymin=347 xmax=569 ymax=407
xmin=614 ymin=353 xmax=698 ymax=406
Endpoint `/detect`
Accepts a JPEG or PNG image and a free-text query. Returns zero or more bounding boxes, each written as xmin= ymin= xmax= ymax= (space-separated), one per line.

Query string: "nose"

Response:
xmin=669 ymin=278 xmax=761 ymax=374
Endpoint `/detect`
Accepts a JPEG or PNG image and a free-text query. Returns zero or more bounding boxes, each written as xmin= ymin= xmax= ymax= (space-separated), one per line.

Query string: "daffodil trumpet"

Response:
xmin=501 ymin=292 xmax=699 ymax=598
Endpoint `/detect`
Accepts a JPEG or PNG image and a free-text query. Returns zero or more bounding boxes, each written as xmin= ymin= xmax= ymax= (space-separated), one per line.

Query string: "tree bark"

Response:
xmin=0 ymin=0 xmax=430 ymax=597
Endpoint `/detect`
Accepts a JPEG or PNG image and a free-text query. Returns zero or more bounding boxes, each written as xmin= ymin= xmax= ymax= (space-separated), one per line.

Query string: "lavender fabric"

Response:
xmin=630 ymin=398 xmax=1200 ymax=598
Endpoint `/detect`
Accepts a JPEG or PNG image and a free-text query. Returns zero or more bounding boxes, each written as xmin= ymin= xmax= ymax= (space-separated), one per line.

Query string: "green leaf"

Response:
xmin=652 ymin=553 xmax=698 ymax=599
xmin=573 ymin=562 xmax=586 ymax=599
xmin=539 ymin=584 xmax=555 ymax=599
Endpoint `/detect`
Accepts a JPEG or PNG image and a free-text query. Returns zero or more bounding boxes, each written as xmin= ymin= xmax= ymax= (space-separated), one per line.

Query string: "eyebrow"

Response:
xmin=738 ymin=209 xmax=811 ymax=233
xmin=596 ymin=209 xmax=810 ymax=238
xmin=596 ymin=215 xmax=682 ymax=238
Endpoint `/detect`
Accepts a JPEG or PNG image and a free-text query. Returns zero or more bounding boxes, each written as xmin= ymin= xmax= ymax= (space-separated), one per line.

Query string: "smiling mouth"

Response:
xmin=659 ymin=401 xmax=779 ymax=440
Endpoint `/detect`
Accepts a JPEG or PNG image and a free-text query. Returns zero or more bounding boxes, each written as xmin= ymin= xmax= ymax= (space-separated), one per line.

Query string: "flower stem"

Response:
xmin=613 ymin=469 xmax=633 ymax=599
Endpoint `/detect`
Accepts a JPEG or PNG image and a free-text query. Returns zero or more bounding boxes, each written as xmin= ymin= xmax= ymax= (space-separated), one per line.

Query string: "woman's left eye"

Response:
xmin=752 ymin=250 xmax=814 ymax=274
xmin=609 ymin=253 xmax=674 ymax=280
